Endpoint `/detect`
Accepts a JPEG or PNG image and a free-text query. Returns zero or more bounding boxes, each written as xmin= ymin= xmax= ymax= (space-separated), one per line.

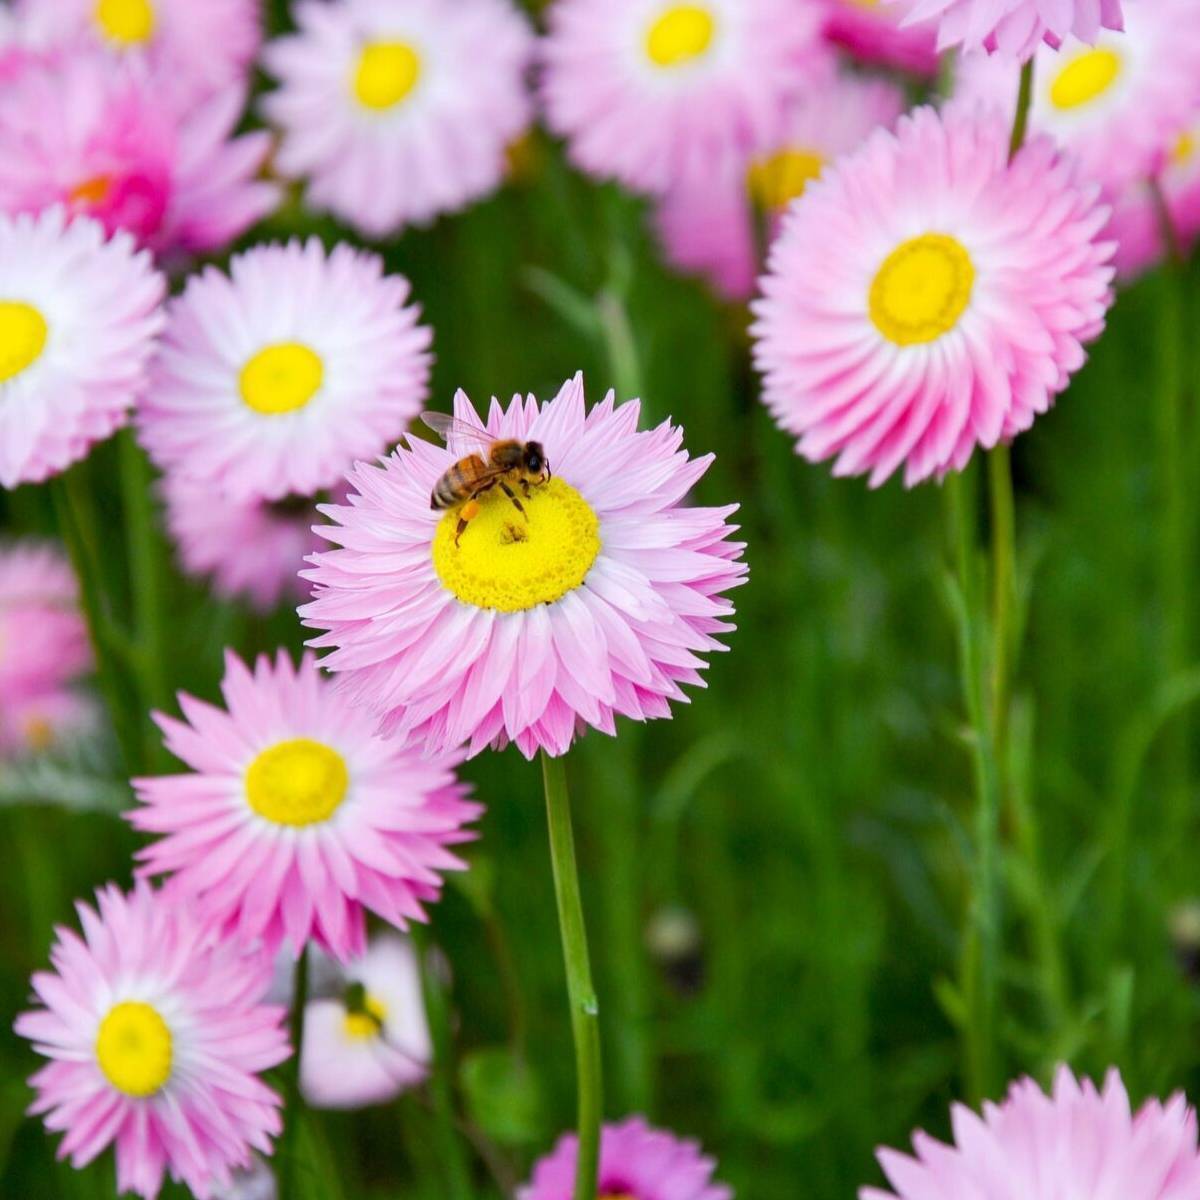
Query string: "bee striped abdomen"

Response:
xmin=431 ymin=453 xmax=489 ymax=510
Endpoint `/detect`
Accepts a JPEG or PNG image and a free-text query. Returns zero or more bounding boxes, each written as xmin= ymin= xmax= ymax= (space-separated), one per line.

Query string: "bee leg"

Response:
xmin=498 ymin=481 xmax=527 ymax=518
xmin=454 ymin=499 xmax=481 ymax=547
xmin=519 ymin=478 xmax=531 ymax=498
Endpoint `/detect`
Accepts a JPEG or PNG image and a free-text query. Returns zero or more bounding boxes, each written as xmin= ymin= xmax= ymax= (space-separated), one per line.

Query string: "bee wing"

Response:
xmin=420 ymin=412 xmax=495 ymax=453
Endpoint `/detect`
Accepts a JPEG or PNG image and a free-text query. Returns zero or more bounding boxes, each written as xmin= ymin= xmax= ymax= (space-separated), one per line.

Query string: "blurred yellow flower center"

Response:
xmin=246 ymin=738 xmax=349 ymax=827
xmin=94 ymin=0 xmax=156 ymax=45
xmin=96 ymin=1002 xmax=173 ymax=1097
xmin=70 ymin=175 xmax=114 ymax=207
xmin=432 ymin=477 xmax=601 ymax=613
xmin=869 ymin=233 xmax=974 ymax=347
xmin=240 ymin=343 xmax=324 ymax=415
xmin=646 ymin=5 xmax=715 ymax=67
xmin=353 ymin=41 xmax=422 ymax=110
xmin=1171 ymin=131 xmax=1196 ymax=168
xmin=748 ymin=149 xmax=825 ymax=211
xmin=1049 ymin=48 xmax=1122 ymax=110
xmin=0 ymin=302 xmax=48 ymax=384
xmin=24 ymin=716 xmax=55 ymax=752
xmin=343 ymin=994 xmax=387 ymax=1040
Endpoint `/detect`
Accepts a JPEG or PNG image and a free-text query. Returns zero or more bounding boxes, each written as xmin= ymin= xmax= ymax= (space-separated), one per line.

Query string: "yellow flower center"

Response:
xmin=1048 ymin=47 xmax=1122 ymax=111
xmin=646 ymin=5 xmax=716 ymax=68
xmin=246 ymin=738 xmax=349 ymax=827
xmin=343 ymin=994 xmax=388 ymax=1040
xmin=432 ymin=477 xmax=601 ymax=613
xmin=748 ymin=148 xmax=826 ymax=212
xmin=353 ymin=41 xmax=422 ymax=110
xmin=1171 ymin=131 xmax=1197 ymax=169
xmin=69 ymin=175 xmax=114 ymax=208
xmin=239 ymin=343 xmax=325 ymax=416
xmin=96 ymin=1001 xmax=173 ymax=1097
xmin=0 ymin=302 xmax=49 ymax=385
xmin=868 ymin=233 xmax=974 ymax=347
xmin=94 ymin=0 xmax=156 ymax=45
xmin=24 ymin=716 xmax=55 ymax=752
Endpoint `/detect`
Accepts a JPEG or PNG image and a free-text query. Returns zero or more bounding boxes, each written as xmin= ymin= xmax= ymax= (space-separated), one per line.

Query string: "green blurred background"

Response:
xmin=3 ymin=2 xmax=1200 ymax=1196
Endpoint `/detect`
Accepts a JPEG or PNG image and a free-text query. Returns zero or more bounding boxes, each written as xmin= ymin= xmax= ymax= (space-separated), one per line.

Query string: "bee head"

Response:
xmin=523 ymin=442 xmax=550 ymax=480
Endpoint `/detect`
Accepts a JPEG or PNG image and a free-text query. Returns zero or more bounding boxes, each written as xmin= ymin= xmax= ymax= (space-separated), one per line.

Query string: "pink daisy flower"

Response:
xmin=0 ymin=52 xmax=277 ymax=258
xmin=903 ymin=0 xmax=1124 ymax=60
xmin=540 ymin=0 xmax=830 ymax=196
xmin=656 ymin=73 xmax=906 ymax=300
xmin=14 ymin=0 xmax=261 ymax=113
xmin=865 ymin=1065 xmax=1200 ymax=1200
xmin=139 ymin=240 xmax=432 ymax=504
xmin=301 ymin=373 xmax=748 ymax=760
xmin=129 ymin=650 xmax=479 ymax=962
xmin=954 ymin=2 xmax=1200 ymax=197
xmin=0 ymin=686 xmax=98 ymax=758
xmin=300 ymin=933 xmax=430 ymax=1109
xmin=520 ymin=1116 xmax=732 ymax=1200
xmin=0 ymin=208 xmax=164 ymax=489
xmin=1107 ymin=126 xmax=1200 ymax=278
xmin=261 ymin=0 xmax=534 ymax=239
xmin=820 ymin=0 xmax=938 ymax=76
xmin=14 ymin=881 xmax=289 ymax=1200
xmin=161 ymin=472 xmax=345 ymax=613
xmin=751 ymin=104 xmax=1115 ymax=487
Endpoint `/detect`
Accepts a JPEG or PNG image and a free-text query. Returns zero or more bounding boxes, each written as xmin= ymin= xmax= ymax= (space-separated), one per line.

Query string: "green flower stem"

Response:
xmin=1008 ymin=58 xmax=1035 ymax=161
xmin=987 ymin=444 xmax=1017 ymax=774
xmin=413 ymin=927 xmax=475 ymax=1200
xmin=542 ymin=751 xmax=603 ymax=1200
xmin=279 ymin=944 xmax=310 ymax=1200
xmin=49 ymin=467 xmax=141 ymax=774
xmin=945 ymin=469 xmax=1003 ymax=1104
xmin=118 ymin=431 xmax=171 ymax=769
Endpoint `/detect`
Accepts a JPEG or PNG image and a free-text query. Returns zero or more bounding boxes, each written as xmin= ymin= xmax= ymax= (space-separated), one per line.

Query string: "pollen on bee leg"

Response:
xmin=462 ymin=500 xmax=480 ymax=521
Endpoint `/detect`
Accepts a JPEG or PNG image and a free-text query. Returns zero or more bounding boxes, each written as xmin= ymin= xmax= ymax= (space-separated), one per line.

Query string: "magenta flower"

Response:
xmin=521 ymin=1116 xmax=732 ymax=1200
xmin=0 ymin=208 xmax=164 ymax=489
xmin=130 ymin=650 xmax=479 ymax=962
xmin=139 ymin=240 xmax=432 ymax=504
xmin=302 ymin=373 xmax=747 ymax=759
xmin=540 ymin=0 xmax=831 ymax=196
xmin=14 ymin=881 xmax=290 ymax=1200
xmin=0 ymin=51 xmax=277 ymax=257
xmin=14 ymin=0 xmax=261 ymax=113
xmin=752 ymin=105 xmax=1115 ymax=486
xmin=820 ymin=0 xmax=938 ymax=77
xmin=865 ymin=1066 xmax=1200 ymax=1200
xmin=262 ymin=0 xmax=534 ymax=238
xmin=903 ymin=0 xmax=1124 ymax=60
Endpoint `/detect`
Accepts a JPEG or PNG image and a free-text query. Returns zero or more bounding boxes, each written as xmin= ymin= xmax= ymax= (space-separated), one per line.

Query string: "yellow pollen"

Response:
xmin=748 ymin=148 xmax=825 ymax=212
xmin=0 ymin=302 xmax=49 ymax=384
xmin=353 ymin=41 xmax=422 ymax=110
xmin=1049 ymin=47 xmax=1122 ymax=111
xmin=646 ymin=5 xmax=716 ymax=68
xmin=239 ymin=343 xmax=324 ymax=416
xmin=246 ymin=738 xmax=349 ymax=827
xmin=69 ymin=175 xmax=114 ymax=208
xmin=343 ymin=994 xmax=387 ymax=1040
xmin=1171 ymin=131 xmax=1197 ymax=169
xmin=94 ymin=0 xmax=156 ymax=45
xmin=96 ymin=1002 xmax=173 ymax=1097
xmin=868 ymin=233 xmax=974 ymax=347
xmin=432 ymin=477 xmax=601 ymax=614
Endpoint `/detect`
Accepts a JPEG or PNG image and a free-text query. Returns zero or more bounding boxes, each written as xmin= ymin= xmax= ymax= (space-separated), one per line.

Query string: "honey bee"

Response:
xmin=421 ymin=412 xmax=552 ymax=545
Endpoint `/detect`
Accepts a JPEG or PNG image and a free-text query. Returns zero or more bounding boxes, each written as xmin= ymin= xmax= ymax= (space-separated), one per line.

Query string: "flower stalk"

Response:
xmin=542 ymin=751 xmax=603 ymax=1200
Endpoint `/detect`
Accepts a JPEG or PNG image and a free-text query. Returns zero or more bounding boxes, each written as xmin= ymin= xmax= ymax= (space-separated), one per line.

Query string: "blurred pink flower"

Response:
xmin=903 ymin=0 xmax=1123 ymax=59
xmin=14 ymin=881 xmax=289 ymax=1200
xmin=262 ymin=0 xmax=534 ymax=238
xmin=0 ymin=208 xmax=164 ymax=488
xmin=520 ymin=1116 xmax=732 ymax=1200
xmin=300 ymin=934 xmax=431 ymax=1109
xmin=130 ymin=650 xmax=479 ymax=962
xmin=752 ymin=105 xmax=1115 ymax=487
xmin=302 ymin=373 xmax=748 ymax=759
xmin=540 ymin=0 xmax=831 ymax=196
xmin=161 ymin=474 xmax=345 ymax=613
xmin=655 ymin=72 xmax=906 ymax=300
xmin=14 ymin=0 xmax=261 ymax=113
xmin=865 ymin=1066 xmax=1200 ymax=1200
xmin=821 ymin=0 xmax=938 ymax=76
xmin=0 ymin=51 xmax=277 ymax=257
xmin=139 ymin=240 xmax=432 ymax=504
xmin=954 ymin=2 xmax=1200 ymax=196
